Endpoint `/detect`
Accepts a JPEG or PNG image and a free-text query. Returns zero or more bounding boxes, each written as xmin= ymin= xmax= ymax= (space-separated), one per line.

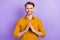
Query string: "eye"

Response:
xmin=26 ymin=8 xmax=29 ymax=9
xmin=30 ymin=8 xmax=32 ymax=9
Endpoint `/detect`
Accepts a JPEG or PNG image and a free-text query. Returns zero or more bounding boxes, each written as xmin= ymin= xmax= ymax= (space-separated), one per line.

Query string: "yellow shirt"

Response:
xmin=13 ymin=15 xmax=46 ymax=40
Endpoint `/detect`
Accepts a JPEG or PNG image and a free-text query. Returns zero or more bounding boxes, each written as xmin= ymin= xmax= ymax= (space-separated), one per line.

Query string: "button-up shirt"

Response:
xmin=13 ymin=15 xmax=46 ymax=40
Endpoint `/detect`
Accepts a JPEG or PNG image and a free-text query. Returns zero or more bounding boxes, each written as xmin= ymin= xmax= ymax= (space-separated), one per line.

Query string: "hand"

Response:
xmin=35 ymin=31 xmax=41 ymax=37
xmin=24 ymin=25 xmax=30 ymax=32
xmin=28 ymin=22 xmax=36 ymax=33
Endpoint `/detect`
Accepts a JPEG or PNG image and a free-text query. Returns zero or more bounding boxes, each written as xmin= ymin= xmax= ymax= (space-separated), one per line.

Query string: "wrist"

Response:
xmin=24 ymin=30 xmax=27 ymax=33
xmin=34 ymin=31 xmax=40 ymax=37
xmin=33 ymin=30 xmax=37 ymax=33
xmin=36 ymin=31 xmax=41 ymax=37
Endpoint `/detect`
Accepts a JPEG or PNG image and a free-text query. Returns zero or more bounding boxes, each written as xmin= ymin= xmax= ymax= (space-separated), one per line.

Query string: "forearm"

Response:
xmin=34 ymin=31 xmax=41 ymax=37
xmin=18 ymin=30 xmax=26 ymax=37
xmin=34 ymin=31 xmax=46 ymax=38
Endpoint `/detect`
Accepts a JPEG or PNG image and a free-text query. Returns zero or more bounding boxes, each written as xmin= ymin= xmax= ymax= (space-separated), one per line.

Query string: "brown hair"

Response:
xmin=25 ymin=1 xmax=35 ymax=8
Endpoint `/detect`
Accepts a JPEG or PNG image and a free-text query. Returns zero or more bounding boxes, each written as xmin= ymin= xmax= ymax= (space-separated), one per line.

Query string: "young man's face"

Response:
xmin=25 ymin=4 xmax=34 ymax=15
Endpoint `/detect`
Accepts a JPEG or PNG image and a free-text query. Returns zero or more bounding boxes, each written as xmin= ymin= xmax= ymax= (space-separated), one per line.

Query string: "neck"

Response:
xmin=27 ymin=15 xmax=32 ymax=20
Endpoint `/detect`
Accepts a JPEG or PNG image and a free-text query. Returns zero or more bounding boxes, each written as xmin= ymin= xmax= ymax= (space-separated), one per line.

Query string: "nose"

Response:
xmin=28 ymin=9 xmax=31 ymax=12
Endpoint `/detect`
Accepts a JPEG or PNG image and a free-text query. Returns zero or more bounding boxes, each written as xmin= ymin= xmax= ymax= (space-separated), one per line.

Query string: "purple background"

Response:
xmin=0 ymin=0 xmax=60 ymax=40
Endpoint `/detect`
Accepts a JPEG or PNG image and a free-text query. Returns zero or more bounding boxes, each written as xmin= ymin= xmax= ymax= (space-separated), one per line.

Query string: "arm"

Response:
xmin=13 ymin=19 xmax=26 ymax=38
xmin=13 ymin=19 xmax=29 ymax=38
xmin=29 ymin=21 xmax=46 ymax=38
xmin=13 ymin=19 xmax=20 ymax=38
xmin=18 ymin=30 xmax=27 ymax=38
xmin=38 ymin=19 xmax=46 ymax=38
xmin=28 ymin=23 xmax=41 ymax=37
xmin=18 ymin=25 xmax=30 ymax=38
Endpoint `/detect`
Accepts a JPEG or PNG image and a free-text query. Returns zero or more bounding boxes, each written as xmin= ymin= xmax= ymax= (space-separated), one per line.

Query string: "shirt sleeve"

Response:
xmin=38 ymin=19 xmax=46 ymax=38
xmin=13 ymin=19 xmax=21 ymax=38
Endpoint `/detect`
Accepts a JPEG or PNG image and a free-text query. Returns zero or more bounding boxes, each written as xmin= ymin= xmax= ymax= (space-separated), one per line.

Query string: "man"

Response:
xmin=13 ymin=1 xmax=46 ymax=40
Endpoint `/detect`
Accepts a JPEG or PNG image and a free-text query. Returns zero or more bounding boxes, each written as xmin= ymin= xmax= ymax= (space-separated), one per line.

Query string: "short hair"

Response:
xmin=25 ymin=1 xmax=35 ymax=8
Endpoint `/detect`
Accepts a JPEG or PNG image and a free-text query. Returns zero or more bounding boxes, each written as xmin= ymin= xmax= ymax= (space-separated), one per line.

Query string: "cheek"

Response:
xmin=25 ymin=9 xmax=29 ymax=12
xmin=32 ymin=9 xmax=34 ymax=11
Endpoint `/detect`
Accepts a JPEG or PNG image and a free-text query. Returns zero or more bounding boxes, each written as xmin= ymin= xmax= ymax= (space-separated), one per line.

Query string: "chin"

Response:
xmin=27 ymin=13 xmax=33 ymax=15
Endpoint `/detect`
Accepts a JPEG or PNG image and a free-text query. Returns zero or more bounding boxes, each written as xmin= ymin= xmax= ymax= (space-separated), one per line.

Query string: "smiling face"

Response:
xmin=25 ymin=4 xmax=34 ymax=15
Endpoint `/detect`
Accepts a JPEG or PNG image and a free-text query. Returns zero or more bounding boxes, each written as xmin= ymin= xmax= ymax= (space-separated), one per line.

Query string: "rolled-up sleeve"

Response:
xmin=38 ymin=19 xmax=46 ymax=38
xmin=13 ymin=19 xmax=21 ymax=38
